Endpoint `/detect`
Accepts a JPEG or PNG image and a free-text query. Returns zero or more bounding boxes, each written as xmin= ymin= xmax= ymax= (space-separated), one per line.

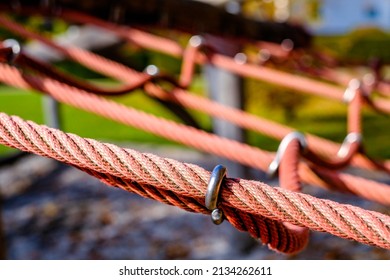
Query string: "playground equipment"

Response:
xmin=0 ymin=1 xmax=389 ymax=257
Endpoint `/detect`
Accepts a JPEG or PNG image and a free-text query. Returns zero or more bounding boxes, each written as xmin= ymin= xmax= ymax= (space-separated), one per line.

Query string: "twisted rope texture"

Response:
xmin=0 ymin=6 xmax=389 ymax=254
xmin=1 ymin=62 xmax=390 ymax=206
xmin=0 ymin=112 xmax=389 ymax=250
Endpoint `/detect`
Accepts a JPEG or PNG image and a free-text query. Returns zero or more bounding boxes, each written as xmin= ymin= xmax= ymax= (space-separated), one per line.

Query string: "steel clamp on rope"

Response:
xmin=2 ymin=38 xmax=21 ymax=64
xmin=337 ymin=132 xmax=362 ymax=158
xmin=189 ymin=35 xmax=204 ymax=48
xmin=343 ymin=78 xmax=370 ymax=103
xmin=268 ymin=131 xmax=307 ymax=177
xmin=205 ymin=165 xmax=227 ymax=225
xmin=143 ymin=64 xmax=182 ymax=88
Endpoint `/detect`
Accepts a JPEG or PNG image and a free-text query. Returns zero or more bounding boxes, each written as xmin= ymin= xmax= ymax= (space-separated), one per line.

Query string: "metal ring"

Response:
xmin=337 ymin=132 xmax=362 ymax=158
xmin=205 ymin=165 xmax=227 ymax=225
xmin=234 ymin=52 xmax=247 ymax=65
xmin=258 ymin=49 xmax=271 ymax=63
xmin=144 ymin=65 xmax=160 ymax=76
xmin=189 ymin=35 xmax=204 ymax=48
xmin=3 ymin=39 xmax=21 ymax=64
xmin=281 ymin=38 xmax=294 ymax=52
xmin=268 ymin=132 xmax=307 ymax=177
xmin=343 ymin=79 xmax=362 ymax=103
xmin=225 ymin=1 xmax=241 ymax=15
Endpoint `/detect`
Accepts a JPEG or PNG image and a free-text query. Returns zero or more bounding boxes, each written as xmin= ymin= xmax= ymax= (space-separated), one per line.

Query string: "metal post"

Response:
xmin=43 ymin=96 xmax=61 ymax=129
xmin=203 ymin=35 xmax=247 ymax=178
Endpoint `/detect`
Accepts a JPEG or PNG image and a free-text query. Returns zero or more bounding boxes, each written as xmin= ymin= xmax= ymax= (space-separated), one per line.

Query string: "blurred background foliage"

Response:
xmin=316 ymin=28 xmax=390 ymax=63
xmin=0 ymin=4 xmax=389 ymax=159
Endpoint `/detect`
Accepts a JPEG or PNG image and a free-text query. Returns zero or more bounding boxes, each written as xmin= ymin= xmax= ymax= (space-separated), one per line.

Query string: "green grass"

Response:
xmin=0 ymin=79 xmax=211 ymax=155
xmin=0 ymin=86 xmax=44 ymax=155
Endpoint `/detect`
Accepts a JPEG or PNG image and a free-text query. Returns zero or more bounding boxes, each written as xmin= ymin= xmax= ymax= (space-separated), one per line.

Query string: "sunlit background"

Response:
xmin=0 ymin=0 xmax=389 ymax=260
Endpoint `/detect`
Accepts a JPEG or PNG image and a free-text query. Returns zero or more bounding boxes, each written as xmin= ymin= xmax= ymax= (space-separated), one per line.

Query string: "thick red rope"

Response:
xmin=1 ymin=62 xmax=390 ymax=206
xmin=0 ymin=5 xmax=389 ymax=255
xmin=0 ymin=11 xmax=389 ymax=253
xmin=53 ymin=10 xmax=390 ymax=114
xmin=0 ymin=112 xmax=389 ymax=250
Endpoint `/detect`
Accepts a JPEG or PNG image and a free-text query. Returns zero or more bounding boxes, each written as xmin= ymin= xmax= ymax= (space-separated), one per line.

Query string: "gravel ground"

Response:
xmin=0 ymin=145 xmax=389 ymax=260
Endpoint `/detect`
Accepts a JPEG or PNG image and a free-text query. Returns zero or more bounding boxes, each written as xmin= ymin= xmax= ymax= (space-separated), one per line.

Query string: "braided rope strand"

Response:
xmin=1 ymin=62 xmax=390 ymax=205
xmin=93 ymin=170 xmax=309 ymax=253
xmin=0 ymin=112 xmax=389 ymax=249
xmin=0 ymin=6 xmax=389 ymax=256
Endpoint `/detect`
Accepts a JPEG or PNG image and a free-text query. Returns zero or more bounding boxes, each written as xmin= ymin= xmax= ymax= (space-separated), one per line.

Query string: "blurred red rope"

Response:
xmin=0 ymin=15 xmax=389 ymax=173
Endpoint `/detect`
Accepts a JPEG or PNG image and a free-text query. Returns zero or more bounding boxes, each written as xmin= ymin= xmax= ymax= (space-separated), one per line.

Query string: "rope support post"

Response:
xmin=42 ymin=96 xmax=61 ymax=129
xmin=203 ymin=34 xmax=247 ymax=178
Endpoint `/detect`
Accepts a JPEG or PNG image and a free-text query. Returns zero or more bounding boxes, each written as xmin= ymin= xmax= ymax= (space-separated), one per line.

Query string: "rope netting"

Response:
xmin=0 ymin=7 xmax=389 ymax=254
xmin=1 ymin=113 xmax=389 ymax=252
